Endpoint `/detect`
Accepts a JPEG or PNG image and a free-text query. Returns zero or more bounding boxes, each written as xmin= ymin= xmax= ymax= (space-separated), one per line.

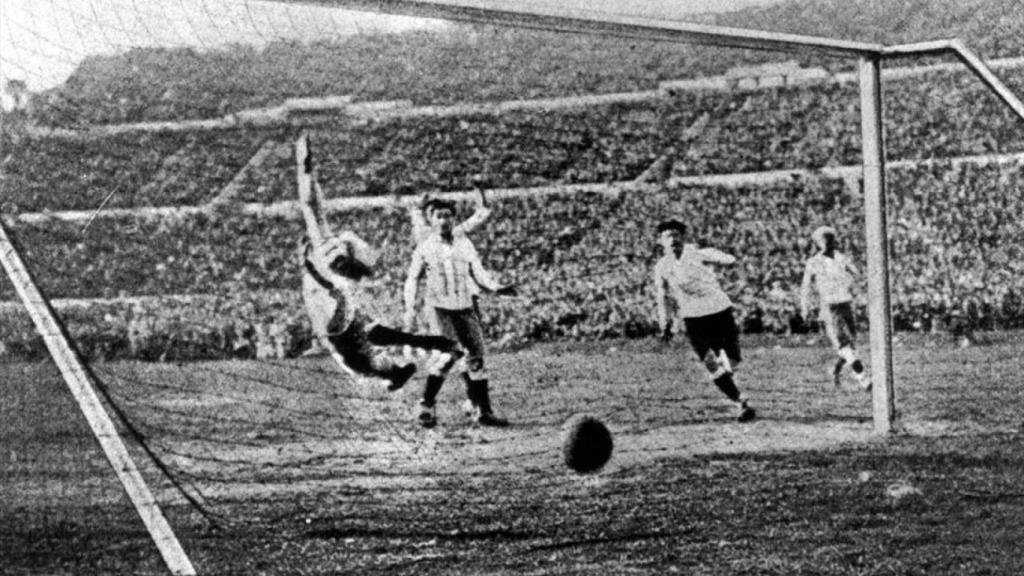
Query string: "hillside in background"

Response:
xmin=18 ymin=0 xmax=1024 ymax=126
xmin=717 ymin=0 xmax=1021 ymax=52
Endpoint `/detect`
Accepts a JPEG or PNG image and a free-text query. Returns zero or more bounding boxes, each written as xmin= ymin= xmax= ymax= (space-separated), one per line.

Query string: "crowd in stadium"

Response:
xmin=14 ymin=0 xmax=1023 ymax=128
xmin=3 ymin=161 xmax=1022 ymax=360
xmin=238 ymin=69 xmax=1024 ymax=204
xmin=0 ymin=128 xmax=271 ymax=212
xmin=5 ymin=67 xmax=1022 ymax=215
xmin=3 ymin=17 xmax=1023 ymax=360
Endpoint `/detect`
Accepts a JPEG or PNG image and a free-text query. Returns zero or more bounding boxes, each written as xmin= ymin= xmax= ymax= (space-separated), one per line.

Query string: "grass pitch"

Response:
xmin=2 ymin=333 xmax=1023 ymax=575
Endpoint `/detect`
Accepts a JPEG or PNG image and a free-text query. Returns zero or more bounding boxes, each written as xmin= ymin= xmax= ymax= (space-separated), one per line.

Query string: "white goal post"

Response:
xmin=278 ymin=0 xmax=1024 ymax=434
xmin=0 ymin=219 xmax=197 ymax=576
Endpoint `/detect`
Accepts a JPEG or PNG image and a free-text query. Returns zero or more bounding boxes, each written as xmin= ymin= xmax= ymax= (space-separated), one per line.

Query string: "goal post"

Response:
xmin=279 ymin=0 xmax=1024 ymax=435
xmin=0 ymin=219 xmax=197 ymax=576
xmin=858 ymin=56 xmax=897 ymax=433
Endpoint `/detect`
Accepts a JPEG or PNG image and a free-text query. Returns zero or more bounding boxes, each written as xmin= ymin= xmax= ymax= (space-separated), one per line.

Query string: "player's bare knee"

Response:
xmin=425 ymin=350 xmax=456 ymax=376
xmin=466 ymin=357 xmax=486 ymax=381
xmin=838 ymin=346 xmax=857 ymax=364
xmin=702 ymin=351 xmax=729 ymax=379
xmin=717 ymin=350 xmax=735 ymax=373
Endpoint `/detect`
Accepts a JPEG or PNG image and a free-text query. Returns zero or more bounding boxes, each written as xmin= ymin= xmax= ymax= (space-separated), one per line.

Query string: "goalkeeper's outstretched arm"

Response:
xmin=296 ymin=133 xmax=330 ymax=246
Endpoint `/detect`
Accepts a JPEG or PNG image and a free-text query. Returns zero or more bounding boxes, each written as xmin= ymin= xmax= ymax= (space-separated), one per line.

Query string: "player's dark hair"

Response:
xmin=656 ymin=220 xmax=687 ymax=236
xmin=332 ymin=256 xmax=373 ymax=281
xmin=424 ymin=198 xmax=457 ymax=214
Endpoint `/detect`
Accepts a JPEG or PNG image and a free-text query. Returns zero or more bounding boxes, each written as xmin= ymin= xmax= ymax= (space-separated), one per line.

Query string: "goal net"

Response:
xmin=2 ymin=19 xmax=1023 ymax=572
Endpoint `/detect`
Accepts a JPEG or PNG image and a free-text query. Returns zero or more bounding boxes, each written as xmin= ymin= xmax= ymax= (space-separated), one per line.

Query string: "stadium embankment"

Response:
xmin=14 ymin=150 xmax=1024 ymax=224
xmin=22 ymin=56 xmax=1024 ymax=139
xmin=4 ymin=151 xmax=1024 ymax=362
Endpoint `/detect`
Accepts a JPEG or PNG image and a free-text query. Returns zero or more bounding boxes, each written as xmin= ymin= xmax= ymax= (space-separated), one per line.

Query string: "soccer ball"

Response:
xmin=562 ymin=414 xmax=613 ymax=474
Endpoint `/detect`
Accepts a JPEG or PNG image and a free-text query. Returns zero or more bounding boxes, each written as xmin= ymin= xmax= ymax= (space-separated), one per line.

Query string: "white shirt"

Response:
xmin=653 ymin=243 xmax=735 ymax=321
xmin=302 ymin=246 xmax=357 ymax=336
xmin=801 ymin=251 xmax=857 ymax=308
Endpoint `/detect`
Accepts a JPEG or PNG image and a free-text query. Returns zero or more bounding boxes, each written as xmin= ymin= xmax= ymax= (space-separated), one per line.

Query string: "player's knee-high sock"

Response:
xmin=422 ymin=375 xmax=445 ymax=406
xmin=464 ymin=377 xmax=495 ymax=415
xmin=367 ymin=324 xmax=456 ymax=351
xmin=461 ymin=372 xmax=482 ymax=410
xmin=712 ymin=373 xmax=741 ymax=402
xmin=703 ymin=349 xmax=741 ymax=402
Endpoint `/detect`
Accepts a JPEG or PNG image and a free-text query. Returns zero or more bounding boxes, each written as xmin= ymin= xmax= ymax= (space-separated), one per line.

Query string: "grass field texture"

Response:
xmin=2 ymin=333 xmax=1023 ymax=575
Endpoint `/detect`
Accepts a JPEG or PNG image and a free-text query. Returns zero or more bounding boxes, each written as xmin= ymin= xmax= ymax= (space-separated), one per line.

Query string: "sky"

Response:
xmin=0 ymin=0 xmax=782 ymax=96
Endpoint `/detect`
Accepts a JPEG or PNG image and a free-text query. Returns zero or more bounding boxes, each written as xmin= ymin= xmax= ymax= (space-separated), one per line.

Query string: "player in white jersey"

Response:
xmin=800 ymin=225 xmax=870 ymax=390
xmin=296 ymin=135 xmax=462 ymax=391
xmin=404 ymin=198 xmax=514 ymax=428
xmin=653 ymin=219 xmax=756 ymax=422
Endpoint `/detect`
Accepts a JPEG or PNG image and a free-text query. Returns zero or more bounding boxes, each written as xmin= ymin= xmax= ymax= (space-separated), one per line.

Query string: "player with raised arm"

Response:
xmin=403 ymin=197 xmax=515 ymax=429
xmin=800 ymin=225 xmax=870 ymax=391
xmin=408 ymin=188 xmax=491 ymax=244
xmin=653 ymin=219 xmax=756 ymax=423
xmin=295 ymin=134 xmax=462 ymax=392
xmin=407 ymin=188 xmax=491 ymax=317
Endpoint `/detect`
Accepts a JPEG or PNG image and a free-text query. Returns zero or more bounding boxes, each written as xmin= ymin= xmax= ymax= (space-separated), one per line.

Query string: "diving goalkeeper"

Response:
xmin=296 ymin=134 xmax=461 ymax=391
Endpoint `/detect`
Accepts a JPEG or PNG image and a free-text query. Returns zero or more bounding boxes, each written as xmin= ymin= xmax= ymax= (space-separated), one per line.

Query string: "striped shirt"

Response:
xmin=407 ymin=233 xmax=498 ymax=311
xmin=410 ymin=207 xmax=491 ymax=298
xmin=653 ymin=244 xmax=735 ymax=321
xmin=801 ymin=251 xmax=857 ymax=307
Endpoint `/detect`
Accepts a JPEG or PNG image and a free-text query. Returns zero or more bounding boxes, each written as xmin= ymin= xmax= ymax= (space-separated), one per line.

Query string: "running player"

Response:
xmin=800 ymin=225 xmax=870 ymax=390
xmin=653 ymin=219 xmax=756 ymax=422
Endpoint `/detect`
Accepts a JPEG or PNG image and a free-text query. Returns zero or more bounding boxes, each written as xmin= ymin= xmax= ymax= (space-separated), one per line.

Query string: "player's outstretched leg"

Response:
xmin=363 ymin=323 xmax=464 ymax=393
xmin=326 ymin=327 xmax=417 ymax=391
xmin=366 ymin=324 xmax=459 ymax=353
xmin=703 ymin=350 xmax=755 ymax=422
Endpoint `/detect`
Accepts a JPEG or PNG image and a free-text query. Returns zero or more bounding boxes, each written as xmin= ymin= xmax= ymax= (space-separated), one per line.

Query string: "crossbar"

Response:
xmin=280 ymin=0 xmax=884 ymax=57
xmin=883 ymin=39 xmax=1024 ymax=122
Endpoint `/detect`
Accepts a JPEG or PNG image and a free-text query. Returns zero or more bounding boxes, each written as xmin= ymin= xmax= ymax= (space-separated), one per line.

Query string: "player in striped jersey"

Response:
xmin=800 ymin=226 xmax=870 ymax=390
xmin=653 ymin=219 xmax=756 ymax=423
xmin=409 ymin=191 xmax=491 ymax=244
xmin=403 ymin=198 xmax=515 ymax=428
xmin=296 ymin=136 xmax=462 ymax=391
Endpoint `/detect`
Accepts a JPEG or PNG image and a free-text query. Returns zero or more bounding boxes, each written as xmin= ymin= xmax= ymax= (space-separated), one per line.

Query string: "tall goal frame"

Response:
xmin=0 ymin=220 xmax=197 ymax=576
xmin=281 ymin=0 xmax=1024 ymax=434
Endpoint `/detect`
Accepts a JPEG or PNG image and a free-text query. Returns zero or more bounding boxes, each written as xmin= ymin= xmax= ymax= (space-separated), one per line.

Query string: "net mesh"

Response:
xmin=0 ymin=303 xmax=171 ymax=575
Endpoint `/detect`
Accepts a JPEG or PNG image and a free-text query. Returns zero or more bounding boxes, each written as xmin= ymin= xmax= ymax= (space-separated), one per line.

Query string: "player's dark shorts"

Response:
xmin=683 ymin=307 xmax=741 ymax=365
xmin=325 ymin=312 xmax=394 ymax=376
xmin=823 ymin=302 xmax=856 ymax=349
xmin=430 ymin=306 xmax=486 ymax=375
